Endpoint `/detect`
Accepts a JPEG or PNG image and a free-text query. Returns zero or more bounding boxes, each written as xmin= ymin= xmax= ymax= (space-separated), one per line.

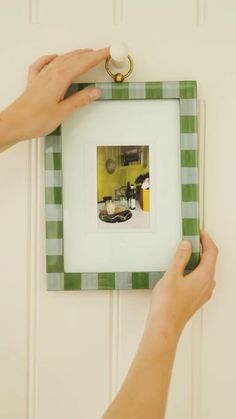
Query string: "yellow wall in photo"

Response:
xmin=124 ymin=166 xmax=148 ymax=186
xmin=97 ymin=146 xmax=149 ymax=202
xmin=97 ymin=147 xmax=125 ymax=201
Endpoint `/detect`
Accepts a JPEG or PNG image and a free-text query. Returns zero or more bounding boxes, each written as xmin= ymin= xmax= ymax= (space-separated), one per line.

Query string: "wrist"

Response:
xmin=144 ymin=312 xmax=183 ymax=347
xmin=0 ymin=107 xmax=26 ymax=148
xmin=137 ymin=317 xmax=180 ymax=365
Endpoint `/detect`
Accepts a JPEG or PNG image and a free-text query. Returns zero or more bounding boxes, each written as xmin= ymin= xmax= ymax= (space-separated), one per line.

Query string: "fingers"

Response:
xmin=58 ymin=48 xmax=94 ymax=61
xmin=190 ymin=231 xmax=218 ymax=303
xmin=167 ymin=240 xmax=192 ymax=277
xmin=28 ymin=54 xmax=58 ymax=82
xmin=198 ymin=231 xmax=218 ymax=276
xmin=59 ymin=87 xmax=101 ymax=118
xmin=61 ymin=47 xmax=110 ymax=83
xmin=27 ymin=48 xmax=96 ymax=83
xmin=47 ymin=49 xmax=94 ymax=69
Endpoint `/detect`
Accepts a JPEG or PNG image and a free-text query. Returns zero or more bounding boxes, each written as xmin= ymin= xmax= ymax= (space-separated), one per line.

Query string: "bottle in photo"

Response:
xmin=129 ymin=184 xmax=136 ymax=210
xmin=126 ymin=182 xmax=131 ymax=200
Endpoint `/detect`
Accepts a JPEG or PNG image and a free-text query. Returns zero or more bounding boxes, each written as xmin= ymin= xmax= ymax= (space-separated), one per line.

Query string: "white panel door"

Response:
xmin=0 ymin=1 xmax=235 ymax=418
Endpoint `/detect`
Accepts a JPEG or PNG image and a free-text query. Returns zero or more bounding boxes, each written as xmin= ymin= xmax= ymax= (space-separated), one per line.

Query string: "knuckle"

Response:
xmin=79 ymin=92 xmax=91 ymax=106
xmin=41 ymin=54 xmax=51 ymax=62
xmin=206 ymin=291 xmax=213 ymax=301
xmin=29 ymin=56 xmax=46 ymax=71
xmin=205 ymin=288 xmax=213 ymax=301
xmin=206 ymin=290 xmax=213 ymax=300
xmin=28 ymin=63 xmax=34 ymax=73
xmin=31 ymin=56 xmax=43 ymax=66
xmin=50 ymin=67 xmax=66 ymax=80
xmin=206 ymin=282 xmax=216 ymax=300
xmin=211 ymin=242 xmax=219 ymax=255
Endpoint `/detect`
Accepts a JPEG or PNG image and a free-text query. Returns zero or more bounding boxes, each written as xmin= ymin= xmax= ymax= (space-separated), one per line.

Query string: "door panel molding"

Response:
xmin=197 ymin=0 xmax=207 ymax=25
xmin=29 ymin=0 xmax=39 ymax=24
xmin=26 ymin=139 xmax=41 ymax=419
xmin=113 ymin=0 xmax=124 ymax=25
xmin=109 ymin=291 xmax=121 ymax=400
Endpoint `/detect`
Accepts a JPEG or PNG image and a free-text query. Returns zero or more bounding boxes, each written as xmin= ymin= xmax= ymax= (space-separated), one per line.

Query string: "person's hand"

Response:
xmin=103 ymin=232 xmax=218 ymax=419
xmin=0 ymin=47 xmax=109 ymax=148
xmin=147 ymin=231 xmax=218 ymax=337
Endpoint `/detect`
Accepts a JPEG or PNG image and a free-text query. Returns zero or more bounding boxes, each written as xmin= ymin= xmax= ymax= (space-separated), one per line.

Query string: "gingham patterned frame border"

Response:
xmin=45 ymin=81 xmax=199 ymax=291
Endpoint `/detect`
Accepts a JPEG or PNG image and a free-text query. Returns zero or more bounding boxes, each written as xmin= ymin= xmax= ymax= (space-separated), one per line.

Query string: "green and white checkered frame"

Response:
xmin=45 ymin=81 xmax=200 ymax=291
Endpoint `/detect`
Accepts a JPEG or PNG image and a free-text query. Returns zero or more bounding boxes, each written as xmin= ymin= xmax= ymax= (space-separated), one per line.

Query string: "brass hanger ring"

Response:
xmin=105 ymin=55 xmax=134 ymax=83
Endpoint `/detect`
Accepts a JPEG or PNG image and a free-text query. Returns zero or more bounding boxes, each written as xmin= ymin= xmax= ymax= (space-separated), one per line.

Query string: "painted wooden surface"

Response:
xmin=0 ymin=1 xmax=235 ymax=418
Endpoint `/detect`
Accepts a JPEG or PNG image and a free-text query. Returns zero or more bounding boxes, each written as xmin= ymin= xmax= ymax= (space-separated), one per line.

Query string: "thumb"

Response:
xmin=167 ymin=240 xmax=192 ymax=277
xmin=60 ymin=87 xmax=101 ymax=117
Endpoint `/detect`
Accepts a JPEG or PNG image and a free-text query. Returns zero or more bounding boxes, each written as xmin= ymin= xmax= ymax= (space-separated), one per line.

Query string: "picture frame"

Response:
xmin=45 ymin=81 xmax=200 ymax=291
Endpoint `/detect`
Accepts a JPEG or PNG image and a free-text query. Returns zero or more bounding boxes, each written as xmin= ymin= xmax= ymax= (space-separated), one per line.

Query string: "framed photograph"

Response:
xmin=45 ymin=81 xmax=200 ymax=291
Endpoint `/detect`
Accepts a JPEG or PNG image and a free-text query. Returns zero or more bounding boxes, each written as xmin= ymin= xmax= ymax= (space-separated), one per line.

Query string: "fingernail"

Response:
xmin=89 ymin=89 xmax=101 ymax=100
xmin=179 ymin=240 xmax=191 ymax=250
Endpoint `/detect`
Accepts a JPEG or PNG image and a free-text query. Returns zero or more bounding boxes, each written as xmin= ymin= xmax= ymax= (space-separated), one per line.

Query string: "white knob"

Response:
xmin=110 ymin=42 xmax=129 ymax=63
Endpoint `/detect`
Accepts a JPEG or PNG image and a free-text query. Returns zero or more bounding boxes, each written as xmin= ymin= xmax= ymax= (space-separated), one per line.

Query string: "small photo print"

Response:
xmin=97 ymin=145 xmax=150 ymax=229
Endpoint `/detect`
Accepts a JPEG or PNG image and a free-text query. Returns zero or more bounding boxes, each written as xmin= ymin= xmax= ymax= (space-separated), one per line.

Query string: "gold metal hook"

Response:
xmin=105 ymin=55 xmax=134 ymax=83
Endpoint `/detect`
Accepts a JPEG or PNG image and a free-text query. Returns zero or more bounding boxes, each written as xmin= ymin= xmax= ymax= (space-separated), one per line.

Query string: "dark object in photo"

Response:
xmin=99 ymin=209 xmax=132 ymax=223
